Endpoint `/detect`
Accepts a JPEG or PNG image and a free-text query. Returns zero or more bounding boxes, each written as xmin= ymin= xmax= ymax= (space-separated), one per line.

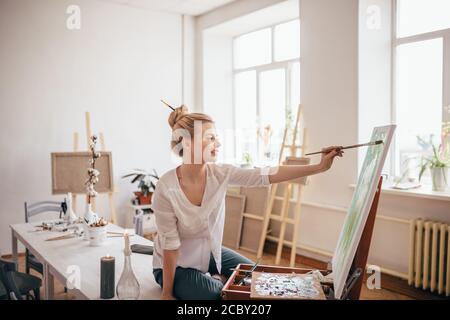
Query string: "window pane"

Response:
xmin=259 ymin=69 xmax=286 ymax=163
xmin=397 ymin=0 xmax=450 ymax=37
xmin=234 ymin=28 xmax=271 ymax=69
xmin=274 ymin=20 xmax=300 ymax=61
xmin=396 ymin=38 xmax=443 ymax=175
xmin=235 ymin=71 xmax=257 ymax=162
xmin=290 ymin=62 xmax=300 ymax=125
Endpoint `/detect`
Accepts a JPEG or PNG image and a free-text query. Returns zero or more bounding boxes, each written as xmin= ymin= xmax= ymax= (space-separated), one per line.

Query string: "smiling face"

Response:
xmin=168 ymin=106 xmax=219 ymax=164
xmin=182 ymin=122 xmax=221 ymax=164
xmin=202 ymin=122 xmax=221 ymax=162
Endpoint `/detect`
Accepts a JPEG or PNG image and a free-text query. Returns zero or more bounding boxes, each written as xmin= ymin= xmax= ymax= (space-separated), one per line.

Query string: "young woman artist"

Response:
xmin=152 ymin=104 xmax=344 ymax=300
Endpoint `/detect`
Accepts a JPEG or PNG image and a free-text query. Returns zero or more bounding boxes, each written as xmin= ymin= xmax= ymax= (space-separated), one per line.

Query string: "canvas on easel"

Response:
xmin=238 ymin=186 xmax=270 ymax=253
xmin=51 ymin=152 xmax=114 ymax=194
xmin=332 ymin=125 xmax=396 ymax=299
xmin=223 ymin=194 xmax=246 ymax=249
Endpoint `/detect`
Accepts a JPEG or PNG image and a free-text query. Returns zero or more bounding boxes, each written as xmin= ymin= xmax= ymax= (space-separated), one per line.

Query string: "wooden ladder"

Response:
xmin=257 ymin=104 xmax=308 ymax=267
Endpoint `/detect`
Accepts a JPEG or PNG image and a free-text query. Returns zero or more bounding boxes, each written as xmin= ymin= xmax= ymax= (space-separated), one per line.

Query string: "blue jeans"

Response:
xmin=153 ymin=246 xmax=253 ymax=300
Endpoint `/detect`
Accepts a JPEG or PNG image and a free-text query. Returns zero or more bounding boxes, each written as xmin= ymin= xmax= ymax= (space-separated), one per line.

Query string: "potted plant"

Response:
xmin=88 ymin=217 xmax=108 ymax=247
xmin=418 ymin=136 xmax=449 ymax=192
xmin=240 ymin=152 xmax=253 ymax=169
xmin=122 ymin=169 xmax=159 ymax=204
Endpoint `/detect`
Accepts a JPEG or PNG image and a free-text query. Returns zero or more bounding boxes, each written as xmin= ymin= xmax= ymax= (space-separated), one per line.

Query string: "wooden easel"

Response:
xmin=71 ymin=112 xmax=117 ymax=224
xmin=343 ymin=176 xmax=383 ymax=300
xmin=278 ymin=104 xmax=307 ymax=162
xmin=256 ymin=104 xmax=308 ymax=267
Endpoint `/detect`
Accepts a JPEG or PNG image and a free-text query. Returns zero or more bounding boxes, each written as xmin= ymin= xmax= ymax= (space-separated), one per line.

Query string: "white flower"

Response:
xmin=88 ymin=168 xmax=100 ymax=176
xmin=88 ymin=190 xmax=98 ymax=197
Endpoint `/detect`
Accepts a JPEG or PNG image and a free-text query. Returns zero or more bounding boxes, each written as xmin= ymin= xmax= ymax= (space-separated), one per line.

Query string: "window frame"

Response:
xmin=232 ymin=18 xmax=300 ymax=163
xmin=392 ymin=0 xmax=450 ymax=178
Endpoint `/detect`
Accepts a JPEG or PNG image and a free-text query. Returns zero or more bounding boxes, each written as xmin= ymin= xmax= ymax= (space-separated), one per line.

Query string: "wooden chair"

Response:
xmin=24 ymin=200 xmax=65 ymax=275
xmin=0 ymin=258 xmax=41 ymax=300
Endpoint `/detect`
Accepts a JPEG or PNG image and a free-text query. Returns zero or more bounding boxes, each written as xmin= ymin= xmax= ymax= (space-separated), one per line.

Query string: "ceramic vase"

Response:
xmin=431 ymin=167 xmax=448 ymax=192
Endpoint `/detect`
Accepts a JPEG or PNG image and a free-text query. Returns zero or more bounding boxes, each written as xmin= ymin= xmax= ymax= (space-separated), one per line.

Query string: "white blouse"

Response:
xmin=151 ymin=163 xmax=271 ymax=274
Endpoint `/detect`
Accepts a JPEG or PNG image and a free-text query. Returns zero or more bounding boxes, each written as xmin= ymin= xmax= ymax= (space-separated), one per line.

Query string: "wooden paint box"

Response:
xmin=221 ymin=263 xmax=333 ymax=300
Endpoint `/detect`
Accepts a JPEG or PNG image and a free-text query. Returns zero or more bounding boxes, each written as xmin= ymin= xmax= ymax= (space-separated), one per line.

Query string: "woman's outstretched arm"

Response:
xmin=268 ymin=146 xmax=343 ymax=184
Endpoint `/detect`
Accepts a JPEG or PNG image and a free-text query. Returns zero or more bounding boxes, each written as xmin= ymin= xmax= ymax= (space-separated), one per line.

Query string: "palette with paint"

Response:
xmin=250 ymin=272 xmax=326 ymax=300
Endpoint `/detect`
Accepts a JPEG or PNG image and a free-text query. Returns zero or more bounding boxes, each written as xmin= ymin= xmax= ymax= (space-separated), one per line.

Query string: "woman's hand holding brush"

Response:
xmin=319 ymin=146 xmax=344 ymax=172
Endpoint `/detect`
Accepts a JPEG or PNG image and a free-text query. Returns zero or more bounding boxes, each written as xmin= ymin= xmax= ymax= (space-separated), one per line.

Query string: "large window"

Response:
xmin=394 ymin=0 xmax=450 ymax=183
xmin=233 ymin=19 xmax=300 ymax=166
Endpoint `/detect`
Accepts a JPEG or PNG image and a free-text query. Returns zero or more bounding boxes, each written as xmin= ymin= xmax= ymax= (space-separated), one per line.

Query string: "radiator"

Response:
xmin=408 ymin=219 xmax=450 ymax=296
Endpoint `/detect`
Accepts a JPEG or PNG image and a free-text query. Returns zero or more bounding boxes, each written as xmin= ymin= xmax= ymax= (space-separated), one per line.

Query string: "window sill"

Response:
xmin=349 ymin=182 xmax=450 ymax=202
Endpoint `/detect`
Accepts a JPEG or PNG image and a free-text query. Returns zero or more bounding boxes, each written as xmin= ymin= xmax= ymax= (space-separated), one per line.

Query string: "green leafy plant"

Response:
xmin=122 ymin=169 xmax=159 ymax=196
xmin=242 ymin=152 xmax=252 ymax=165
xmin=418 ymin=136 xmax=449 ymax=182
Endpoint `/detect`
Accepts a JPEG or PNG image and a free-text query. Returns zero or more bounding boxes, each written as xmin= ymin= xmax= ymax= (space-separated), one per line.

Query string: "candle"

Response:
xmin=100 ymin=255 xmax=115 ymax=299
xmin=124 ymin=231 xmax=131 ymax=256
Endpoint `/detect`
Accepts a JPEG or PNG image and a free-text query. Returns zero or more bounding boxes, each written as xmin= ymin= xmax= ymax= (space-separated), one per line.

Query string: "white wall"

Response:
xmin=182 ymin=14 xmax=196 ymax=108
xmin=358 ymin=0 xmax=392 ymax=172
xmin=0 ymin=0 xmax=193 ymax=254
xmin=202 ymin=31 xmax=234 ymax=163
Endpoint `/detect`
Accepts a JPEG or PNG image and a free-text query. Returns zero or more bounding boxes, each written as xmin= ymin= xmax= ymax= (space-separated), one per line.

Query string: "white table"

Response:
xmin=10 ymin=222 xmax=162 ymax=300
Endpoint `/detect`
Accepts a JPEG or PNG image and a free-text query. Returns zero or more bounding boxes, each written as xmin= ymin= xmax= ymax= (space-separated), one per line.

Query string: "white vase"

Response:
xmin=83 ymin=203 xmax=98 ymax=240
xmin=116 ymin=232 xmax=140 ymax=300
xmin=64 ymin=193 xmax=78 ymax=225
xmin=431 ymin=167 xmax=448 ymax=192
xmin=88 ymin=225 xmax=107 ymax=246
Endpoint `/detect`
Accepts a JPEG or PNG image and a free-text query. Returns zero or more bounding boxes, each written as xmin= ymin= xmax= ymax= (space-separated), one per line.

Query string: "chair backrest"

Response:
xmin=24 ymin=200 xmax=65 ymax=223
xmin=0 ymin=259 xmax=22 ymax=300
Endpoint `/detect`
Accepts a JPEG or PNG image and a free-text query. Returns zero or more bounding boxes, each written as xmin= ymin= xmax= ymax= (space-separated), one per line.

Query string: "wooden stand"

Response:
xmin=345 ymin=176 xmax=383 ymax=300
xmin=72 ymin=112 xmax=117 ymax=224
xmin=278 ymin=104 xmax=307 ymax=162
xmin=224 ymin=176 xmax=384 ymax=300
xmin=256 ymin=104 xmax=308 ymax=267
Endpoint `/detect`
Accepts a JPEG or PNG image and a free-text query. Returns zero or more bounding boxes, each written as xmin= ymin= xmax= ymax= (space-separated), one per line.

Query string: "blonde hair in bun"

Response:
xmin=167 ymin=104 xmax=214 ymax=157
xmin=168 ymin=105 xmax=189 ymax=130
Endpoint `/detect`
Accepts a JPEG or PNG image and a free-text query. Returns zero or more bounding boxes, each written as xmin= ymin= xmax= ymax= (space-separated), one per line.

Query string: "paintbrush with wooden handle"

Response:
xmin=305 ymin=140 xmax=384 ymax=156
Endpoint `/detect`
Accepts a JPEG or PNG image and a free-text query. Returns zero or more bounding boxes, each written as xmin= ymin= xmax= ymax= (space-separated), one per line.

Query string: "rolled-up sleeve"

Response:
xmin=151 ymin=181 xmax=181 ymax=250
xmin=226 ymin=165 xmax=271 ymax=187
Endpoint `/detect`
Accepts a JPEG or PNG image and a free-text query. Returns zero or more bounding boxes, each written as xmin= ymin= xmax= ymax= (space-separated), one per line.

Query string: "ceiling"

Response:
xmin=102 ymin=0 xmax=238 ymax=16
xmin=205 ymin=0 xmax=298 ymax=36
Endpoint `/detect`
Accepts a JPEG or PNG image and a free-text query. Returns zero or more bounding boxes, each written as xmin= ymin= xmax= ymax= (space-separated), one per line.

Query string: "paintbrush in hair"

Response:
xmin=161 ymin=99 xmax=175 ymax=111
xmin=305 ymin=140 xmax=384 ymax=156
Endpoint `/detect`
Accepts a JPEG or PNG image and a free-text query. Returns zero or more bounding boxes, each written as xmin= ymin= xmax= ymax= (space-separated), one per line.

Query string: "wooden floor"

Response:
xmin=12 ymin=251 xmax=411 ymax=300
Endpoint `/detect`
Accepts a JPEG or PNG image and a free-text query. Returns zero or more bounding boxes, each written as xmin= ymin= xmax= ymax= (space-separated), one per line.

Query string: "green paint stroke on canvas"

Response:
xmin=334 ymin=130 xmax=387 ymax=271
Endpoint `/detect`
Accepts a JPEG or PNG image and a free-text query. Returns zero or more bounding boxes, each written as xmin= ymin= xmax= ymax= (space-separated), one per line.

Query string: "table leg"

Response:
xmin=11 ymin=230 xmax=18 ymax=265
xmin=44 ymin=263 xmax=55 ymax=300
